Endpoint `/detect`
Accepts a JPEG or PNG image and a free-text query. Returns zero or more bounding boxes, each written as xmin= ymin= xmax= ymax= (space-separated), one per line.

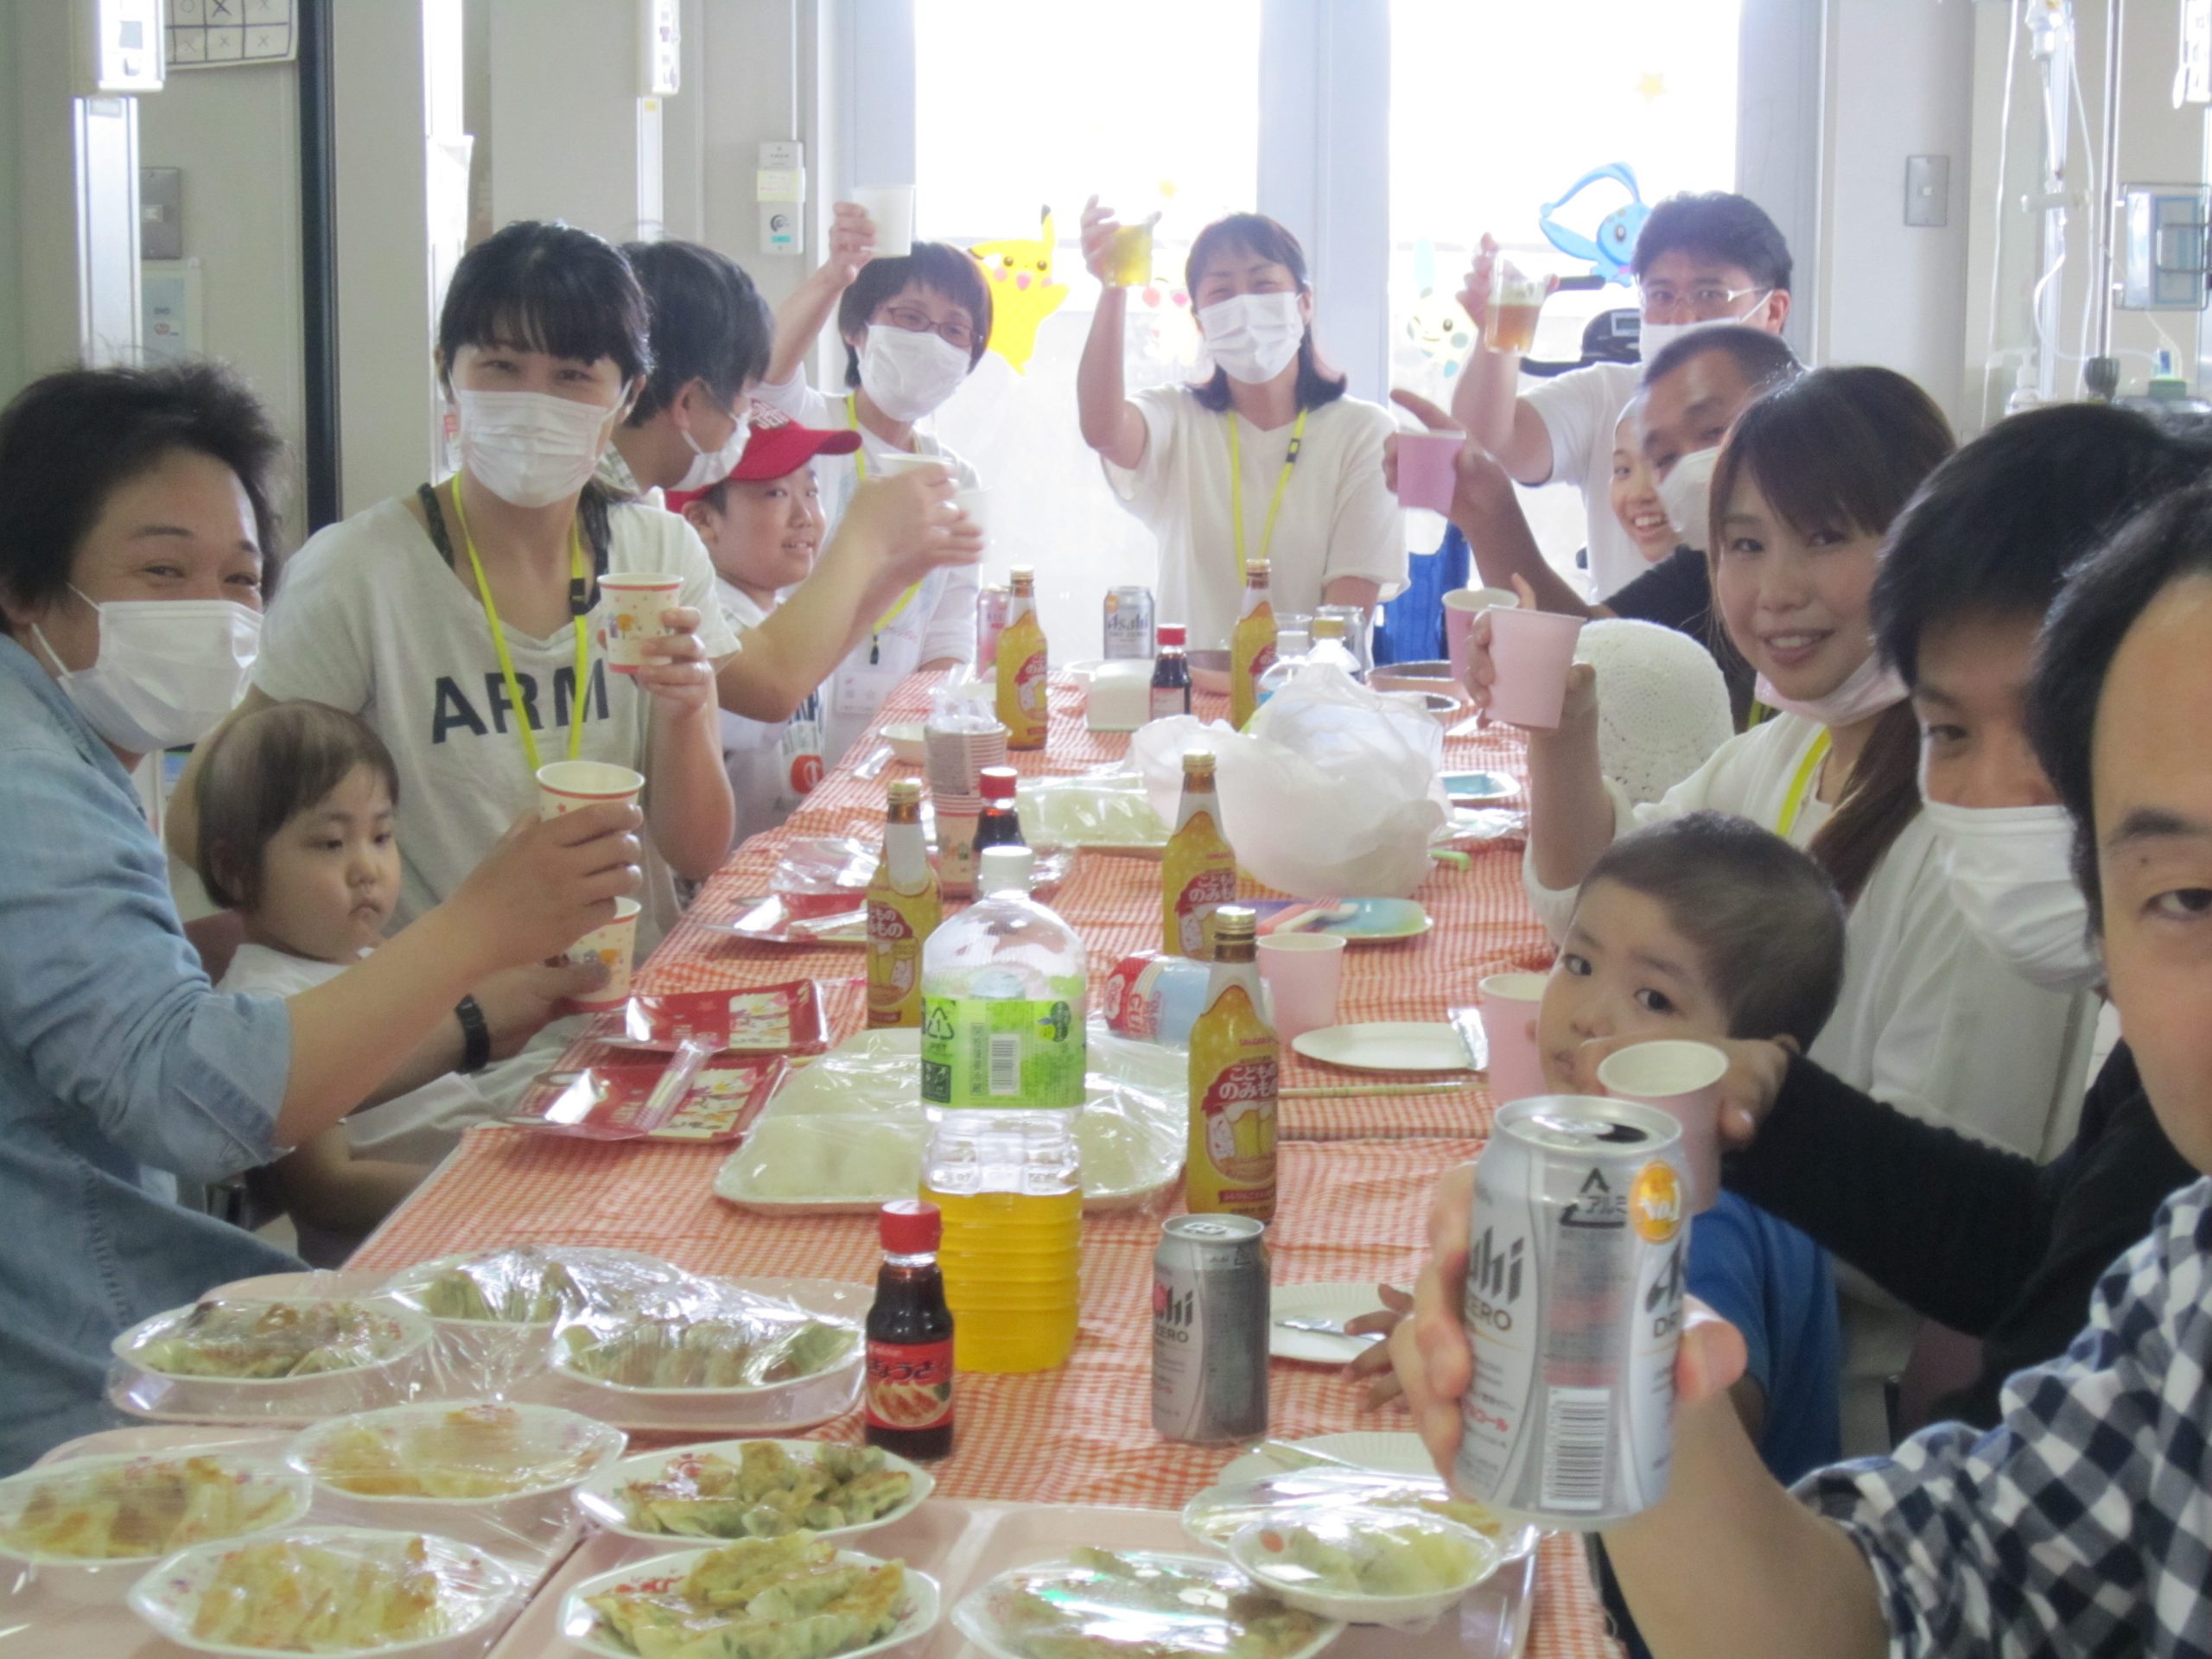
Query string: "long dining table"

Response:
xmin=345 ymin=669 xmax=1619 ymax=1657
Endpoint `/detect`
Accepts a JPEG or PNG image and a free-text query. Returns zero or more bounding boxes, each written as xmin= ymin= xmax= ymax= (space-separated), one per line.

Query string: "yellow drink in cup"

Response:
xmin=1484 ymin=258 xmax=1547 ymax=355
xmin=1107 ymin=221 xmax=1154 ymax=289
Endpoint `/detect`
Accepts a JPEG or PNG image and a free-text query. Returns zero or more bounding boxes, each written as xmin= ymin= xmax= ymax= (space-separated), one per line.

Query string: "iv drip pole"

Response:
xmin=2086 ymin=0 xmax=2125 ymax=394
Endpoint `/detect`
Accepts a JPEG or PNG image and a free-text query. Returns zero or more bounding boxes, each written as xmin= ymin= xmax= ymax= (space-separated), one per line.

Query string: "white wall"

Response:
xmin=10 ymin=0 xmax=86 ymax=385
xmin=696 ymin=0 xmax=829 ymax=318
xmin=0 ymin=2 xmax=22 ymax=399
xmin=486 ymin=0 xmax=652 ymax=242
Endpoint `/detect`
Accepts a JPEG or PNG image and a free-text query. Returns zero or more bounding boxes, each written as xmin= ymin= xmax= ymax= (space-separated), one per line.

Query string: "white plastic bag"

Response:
xmin=1133 ymin=664 xmax=1448 ymax=897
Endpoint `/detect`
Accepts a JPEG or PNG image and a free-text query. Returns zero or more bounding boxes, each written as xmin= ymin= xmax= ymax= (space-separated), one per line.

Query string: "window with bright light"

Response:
xmin=1389 ymin=0 xmax=1741 ymax=586
xmin=915 ymin=0 xmax=1259 ymax=655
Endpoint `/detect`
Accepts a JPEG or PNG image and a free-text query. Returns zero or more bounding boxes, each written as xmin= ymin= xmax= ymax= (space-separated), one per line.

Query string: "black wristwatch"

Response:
xmin=454 ymin=995 xmax=492 ymax=1074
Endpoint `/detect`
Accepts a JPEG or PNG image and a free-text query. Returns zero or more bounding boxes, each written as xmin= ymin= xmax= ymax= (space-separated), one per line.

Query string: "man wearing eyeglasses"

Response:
xmin=1448 ymin=192 xmax=1793 ymax=600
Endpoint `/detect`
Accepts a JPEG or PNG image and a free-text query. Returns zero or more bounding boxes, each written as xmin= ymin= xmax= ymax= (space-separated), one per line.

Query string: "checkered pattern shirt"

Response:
xmin=1799 ymin=1175 xmax=2212 ymax=1657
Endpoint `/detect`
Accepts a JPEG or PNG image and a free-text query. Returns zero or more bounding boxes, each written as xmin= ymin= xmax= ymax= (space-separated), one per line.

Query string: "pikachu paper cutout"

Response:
xmin=969 ymin=206 xmax=1070 ymax=373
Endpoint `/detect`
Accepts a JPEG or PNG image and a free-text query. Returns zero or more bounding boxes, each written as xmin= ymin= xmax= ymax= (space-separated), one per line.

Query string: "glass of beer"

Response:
xmin=1107 ymin=219 xmax=1154 ymax=289
xmin=1484 ymin=258 xmax=1547 ymax=354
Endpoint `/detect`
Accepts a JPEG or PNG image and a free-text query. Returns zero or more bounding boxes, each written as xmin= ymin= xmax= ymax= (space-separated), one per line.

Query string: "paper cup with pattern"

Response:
xmin=1598 ymin=1039 xmax=1728 ymax=1211
xmin=563 ymin=898 xmax=642 ymax=1011
xmin=537 ymin=760 xmax=645 ymax=820
xmin=597 ymin=574 xmax=683 ymax=672
xmin=1478 ymin=970 xmax=1549 ymax=1104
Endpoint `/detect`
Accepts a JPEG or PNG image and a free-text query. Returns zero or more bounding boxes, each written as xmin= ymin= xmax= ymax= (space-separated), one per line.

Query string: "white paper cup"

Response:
xmin=852 ymin=185 xmax=916 ymax=257
xmin=597 ymin=573 xmax=683 ymax=672
xmin=874 ymin=450 xmax=950 ymax=480
xmin=1597 ymin=1039 xmax=1728 ymax=1211
xmin=956 ymin=486 xmax=988 ymax=540
xmin=537 ymin=760 xmax=645 ymax=820
xmin=1478 ymin=970 xmax=1549 ymax=1104
xmin=563 ymin=897 xmax=642 ymax=1011
xmin=1445 ymin=586 xmax=1519 ymax=686
xmin=1484 ymin=607 xmax=1586 ymax=729
xmin=1256 ymin=933 xmax=1348 ymax=1044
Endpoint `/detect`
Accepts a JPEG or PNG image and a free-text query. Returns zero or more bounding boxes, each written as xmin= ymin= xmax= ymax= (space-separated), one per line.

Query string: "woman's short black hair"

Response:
xmin=1582 ymin=811 xmax=1847 ymax=1050
xmin=1631 ymin=192 xmax=1794 ymax=293
xmin=836 ymin=242 xmax=995 ymax=390
xmin=2029 ymin=481 xmax=2212 ymax=928
xmin=1872 ymin=403 xmax=2212 ymax=689
xmin=0 ymin=361 xmax=283 ymax=628
xmin=1182 ymin=213 xmax=1348 ymax=415
xmin=437 ymin=219 xmax=652 ymax=390
xmin=195 ymin=700 xmax=401 ymax=912
xmin=621 ymin=238 xmax=773 ymax=424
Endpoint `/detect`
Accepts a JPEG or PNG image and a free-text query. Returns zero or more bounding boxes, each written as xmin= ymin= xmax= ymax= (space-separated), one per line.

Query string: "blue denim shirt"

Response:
xmin=0 ymin=636 xmax=298 ymax=1472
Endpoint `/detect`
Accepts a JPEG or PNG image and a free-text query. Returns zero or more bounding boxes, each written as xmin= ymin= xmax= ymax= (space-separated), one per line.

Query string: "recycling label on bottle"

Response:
xmin=920 ymin=995 xmax=1084 ymax=1108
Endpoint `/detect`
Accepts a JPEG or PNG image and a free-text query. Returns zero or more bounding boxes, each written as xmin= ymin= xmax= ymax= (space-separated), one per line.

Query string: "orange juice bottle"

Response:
xmin=868 ymin=780 xmax=941 ymax=1027
xmin=996 ymin=565 xmax=1049 ymax=751
xmin=1162 ymin=748 xmax=1236 ymax=957
xmin=1230 ymin=560 xmax=1277 ymax=729
xmin=1186 ymin=906 xmax=1277 ymax=1220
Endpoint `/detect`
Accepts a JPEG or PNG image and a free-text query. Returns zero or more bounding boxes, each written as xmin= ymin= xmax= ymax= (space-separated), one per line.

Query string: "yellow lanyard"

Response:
xmin=1228 ymin=409 xmax=1307 ymax=582
xmin=849 ymin=393 xmax=923 ymax=648
xmin=1776 ymin=728 xmax=1834 ymax=840
xmin=447 ymin=474 xmax=588 ymax=775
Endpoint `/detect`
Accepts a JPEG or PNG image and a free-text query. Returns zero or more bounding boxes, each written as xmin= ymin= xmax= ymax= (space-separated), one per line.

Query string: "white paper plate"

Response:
xmin=1268 ymin=1284 xmax=1391 ymax=1366
xmin=954 ymin=1550 xmax=1342 ymax=1659
xmin=558 ymin=1545 xmax=939 ymax=1659
xmin=574 ymin=1439 xmax=933 ymax=1545
xmin=1291 ymin=1023 xmax=1473 ymax=1073
xmin=1216 ymin=1433 xmax=1436 ymax=1488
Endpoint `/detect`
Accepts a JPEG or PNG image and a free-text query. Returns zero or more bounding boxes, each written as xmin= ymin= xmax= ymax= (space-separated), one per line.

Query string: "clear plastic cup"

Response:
xmin=1255 ymin=932 xmax=1348 ymax=1045
xmin=1106 ymin=220 xmax=1154 ymax=288
xmin=852 ymin=185 xmax=916 ymax=257
xmin=564 ymin=898 xmax=643 ymax=1011
xmin=1444 ymin=586 xmax=1519 ymax=687
xmin=1484 ymin=607 xmax=1586 ymax=729
xmin=1394 ymin=431 xmax=1465 ymax=513
xmin=1597 ymin=1039 xmax=1728 ymax=1211
xmin=1484 ymin=258 xmax=1547 ymax=354
xmin=1478 ymin=971 xmax=1549 ymax=1104
xmin=537 ymin=760 xmax=645 ymax=820
xmin=596 ymin=574 xmax=683 ymax=673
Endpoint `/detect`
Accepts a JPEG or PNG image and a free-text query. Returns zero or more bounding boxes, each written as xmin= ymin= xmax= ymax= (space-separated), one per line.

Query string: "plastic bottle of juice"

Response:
xmin=1230 ymin=560 xmax=1278 ymax=729
xmin=1162 ymin=749 xmax=1236 ymax=957
xmin=867 ymin=780 xmax=940 ymax=1028
xmin=996 ymin=566 xmax=1049 ymax=751
xmin=1186 ymin=905 xmax=1278 ymax=1221
xmin=1306 ymin=613 xmax=1363 ymax=677
xmin=918 ymin=845 xmax=1085 ymax=1371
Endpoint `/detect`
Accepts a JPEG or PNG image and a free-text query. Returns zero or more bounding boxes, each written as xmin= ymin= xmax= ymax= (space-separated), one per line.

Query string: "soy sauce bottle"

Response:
xmin=971 ymin=765 xmax=1026 ymax=855
xmin=1150 ymin=623 xmax=1192 ymax=721
xmin=864 ymin=1200 xmax=956 ymax=1459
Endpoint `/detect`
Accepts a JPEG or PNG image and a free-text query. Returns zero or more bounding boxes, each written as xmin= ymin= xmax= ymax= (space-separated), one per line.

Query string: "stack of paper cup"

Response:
xmin=925 ymin=716 xmax=1007 ymax=898
xmin=537 ymin=760 xmax=645 ymax=818
xmin=565 ymin=897 xmax=643 ymax=1012
xmin=596 ymin=574 xmax=683 ymax=673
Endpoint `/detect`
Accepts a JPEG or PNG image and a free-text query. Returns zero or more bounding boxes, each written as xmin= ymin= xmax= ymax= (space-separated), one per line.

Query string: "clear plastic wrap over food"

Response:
xmin=953 ymin=1548 xmax=1342 ymax=1659
xmin=711 ymin=1027 xmax=1185 ymax=1212
xmin=1015 ymin=772 xmax=1170 ymax=850
xmin=1179 ymin=1468 xmax=1539 ymax=1562
xmin=383 ymin=1246 xmax=692 ymax=1373
xmin=107 ymin=1295 xmax=440 ymax=1428
xmin=772 ymin=836 xmax=880 ymax=901
xmin=574 ymin=1439 xmax=933 ymax=1545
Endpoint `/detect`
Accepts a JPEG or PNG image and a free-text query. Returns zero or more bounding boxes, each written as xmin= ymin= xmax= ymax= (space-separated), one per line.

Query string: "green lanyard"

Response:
xmin=1227 ymin=408 xmax=1307 ymax=583
xmin=446 ymin=474 xmax=588 ymax=775
xmin=1776 ymin=728 xmax=1833 ymax=840
xmin=849 ymin=392 xmax=923 ymax=651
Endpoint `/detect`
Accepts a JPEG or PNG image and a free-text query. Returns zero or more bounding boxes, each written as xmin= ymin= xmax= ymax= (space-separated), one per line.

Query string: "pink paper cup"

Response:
xmin=1444 ymin=586 xmax=1520 ymax=687
xmin=563 ymin=897 xmax=642 ymax=1012
xmin=1256 ymin=932 xmax=1349 ymax=1045
xmin=597 ymin=574 xmax=683 ymax=672
xmin=1598 ymin=1039 xmax=1727 ymax=1211
xmin=537 ymin=760 xmax=645 ymax=820
xmin=1395 ymin=430 xmax=1465 ymax=513
xmin=1478 ymin=970 xmax=1549 ymax=1104
xmin=1484 ymin=607 xmax=1586 ymax=729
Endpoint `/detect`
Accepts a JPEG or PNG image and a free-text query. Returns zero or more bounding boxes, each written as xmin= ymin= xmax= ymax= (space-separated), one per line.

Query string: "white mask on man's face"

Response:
xmin=1198 ymin=292 xmax=1306 ymax=384
xmin=31 ymin=585 xmax=259 ymax=753
xmin=673 ymin=400 xmax=753 ymax=493
xmin=1653 ymin=445 xmax=1720 ymax=550
xmin=1637 ymin=292 xmax=1772 ymax=362
xmin=1922 ymin=800 xmax=2103 ymax=993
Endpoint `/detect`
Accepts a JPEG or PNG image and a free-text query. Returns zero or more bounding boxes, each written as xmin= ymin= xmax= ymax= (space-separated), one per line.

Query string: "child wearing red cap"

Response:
xmin=670 ymin=405 xmax=863 ymax=849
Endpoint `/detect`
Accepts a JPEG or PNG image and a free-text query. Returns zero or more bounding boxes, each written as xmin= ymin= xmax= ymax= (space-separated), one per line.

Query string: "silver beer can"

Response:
xmin=1452 ymin=1096 xmax=1690 ymax=1529
xmin=1153 ymin=1213 xmax=1268 ymax=1442
xmin=1103 ymin=585 xmax=1157 ymax=660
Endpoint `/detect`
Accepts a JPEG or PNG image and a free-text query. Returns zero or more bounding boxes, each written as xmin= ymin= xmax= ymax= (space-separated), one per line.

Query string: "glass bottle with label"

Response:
xmin=1162 ymin=749 xmax=1236 ymax=957
xmin=1230 ymin=560 xmax=1278 ymax=729
xmin=996 ymin=566 xmax=1049 ymax=750
xmin=972 ymin=765 xmax=1026 ymax=856
xmin=1150 ymin=622 xmax=1193 ymax=721
xmin=864 ymin=1199 xmax=955 ymax=1460
xmin=1186 ymin=906 xmax=1278 ymax=1221
xmin=867 ymin=780 xmax=941 ymax=1028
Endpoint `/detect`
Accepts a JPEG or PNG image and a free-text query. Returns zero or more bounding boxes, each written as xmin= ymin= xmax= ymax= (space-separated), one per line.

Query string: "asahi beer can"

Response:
xmin=1103 ymin=585 xmax=1157 ymax=661
xmin=1452 ymin=1096 xmax=1689 ymax=1529
xmin=976 ymin=585 xmax=1012 ymax=672
xmin=1153 ymin=1214 xmax=1268 ymax=1442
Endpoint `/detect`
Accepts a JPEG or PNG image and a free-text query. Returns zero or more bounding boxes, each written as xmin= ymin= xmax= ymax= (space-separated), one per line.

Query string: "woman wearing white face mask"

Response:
xmin=1486 ymin=369 xmax=2101 ymax=1453
xmin=1076 ymin=205 xmax=1406 ymax=651
xmin=755 ymin=220 xmax=990 ymax=763
xmin=0 ymin=362 xmax=644 ymax=1471
xmin=172 ymin=221 xmax=738 ymax=959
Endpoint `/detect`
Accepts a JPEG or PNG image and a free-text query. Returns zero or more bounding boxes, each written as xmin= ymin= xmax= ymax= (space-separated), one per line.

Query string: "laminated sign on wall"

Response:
xmin=167 ymin=0 xmax=297 ymax=68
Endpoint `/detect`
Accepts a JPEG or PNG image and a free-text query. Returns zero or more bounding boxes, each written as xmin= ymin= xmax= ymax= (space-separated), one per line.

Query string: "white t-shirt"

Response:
xmin=1523 ymin=361 xmax=1644 ymax=600
xmin=1103 ymin=386 xmax=1407 ymax=652
xmin=755 ymin=375 xmax=981 ymax=764
xmin=1524 ymin=711 xmax=2096 ymax=1454
xmin=715 ymin=581 xmax=824 ymax=847
xmin=254 ymin=495 xmax=740 ymax=955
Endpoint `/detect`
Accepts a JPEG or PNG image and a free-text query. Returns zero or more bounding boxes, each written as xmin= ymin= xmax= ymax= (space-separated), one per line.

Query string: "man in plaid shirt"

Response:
xmin=1393 ymin=479 xmax=2212 ymax=1656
